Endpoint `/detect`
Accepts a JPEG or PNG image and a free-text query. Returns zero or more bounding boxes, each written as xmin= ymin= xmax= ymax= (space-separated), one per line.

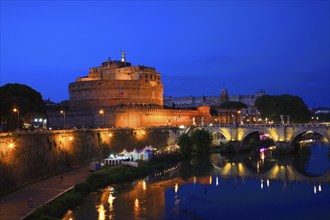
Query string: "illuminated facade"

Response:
xmin=48 ymin=53 xmax=213 ymax=128
xmin=69 ymin=53 xmax=163 ymax=111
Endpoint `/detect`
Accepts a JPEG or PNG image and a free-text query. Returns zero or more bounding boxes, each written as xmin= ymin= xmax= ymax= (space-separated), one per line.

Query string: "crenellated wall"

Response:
xmin=0 ymin=127 xmax=178 ymax=194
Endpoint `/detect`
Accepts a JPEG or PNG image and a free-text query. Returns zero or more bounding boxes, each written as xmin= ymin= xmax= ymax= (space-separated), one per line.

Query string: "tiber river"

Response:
xmin=63 ymin=141 xmax=330 ymax=220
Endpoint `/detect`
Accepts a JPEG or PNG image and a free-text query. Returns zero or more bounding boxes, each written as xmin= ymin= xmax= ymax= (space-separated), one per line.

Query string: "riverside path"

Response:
xmin=0 ymin=164 xmax=90 ymax=220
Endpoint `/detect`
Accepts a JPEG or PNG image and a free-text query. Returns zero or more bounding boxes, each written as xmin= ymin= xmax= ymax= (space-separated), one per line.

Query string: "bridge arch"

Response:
xmin=240 ymin=129 xmax=276 ymax=148
xmin=211 ymin=131 xmax=229 ymax=145
xmin=288 ymin=128 xmax=330 ymax=147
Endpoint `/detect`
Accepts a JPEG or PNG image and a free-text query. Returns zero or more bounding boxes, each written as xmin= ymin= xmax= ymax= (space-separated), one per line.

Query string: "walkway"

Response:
xmin=0 ymin=164 xmax=90 ymax=220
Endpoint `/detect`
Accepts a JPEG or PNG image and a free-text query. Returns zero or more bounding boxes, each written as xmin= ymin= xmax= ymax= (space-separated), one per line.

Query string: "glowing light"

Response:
xmin=142 ymin=181 xmax=147 ymax=191
xmin=260 ymin=152 xmax=265 ymax=161
xmin=257 ymin=162 xmax=260 ymax=173
xmin=9 ymin=143 xmax=14 ymax=149
xmin=99 ymin=109 xmax=104 ymax=114
xmin=13 ymin=108 xmax=18 ymax=112
xmin=142 ymin=131 xmax=145 ymax=135
xmin=314 ymin=186 xmax=317 ymax=194
xmin=318 ymin=185 xmax=322 ymax=192
xmin=97 ymin=204 xmax=105 ymax=220
xmin=267 ymin=179 xmax=270 ymax=189
xmin=209 ymin=176 xmax=212 ymax=185
xmin=109 ymin=133 xmax=112 ymax=137
xmin=216 ymin=177 xmax=219 ymax=186
xmin=261 ymin=179 xmax=264 ymax=190
xmin=134 ymin=198 xmax=139 ymax=208
xmin=193 ymin=176 xmax=196 ymax=183
xmin=108 ymin=193 xmax=116 ymax=211
xmin=69 ymin=136 xmax=73 ymax=141
xmin=174 ymin=183 xmax=178 ymax=193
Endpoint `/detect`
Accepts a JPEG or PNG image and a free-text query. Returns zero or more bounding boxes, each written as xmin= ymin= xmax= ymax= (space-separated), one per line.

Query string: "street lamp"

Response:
xmin=13 ymin=107 xmax=19 ymax=131
xmin=99 ymin=109 xmax=104 ymax=127
xmin=60 ymin=110 xmax=66 ymax=129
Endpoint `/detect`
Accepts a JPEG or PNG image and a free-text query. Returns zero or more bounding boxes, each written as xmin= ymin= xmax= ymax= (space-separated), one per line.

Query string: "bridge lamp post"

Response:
xmin=13 ymin=107 xmax=20 ymax=131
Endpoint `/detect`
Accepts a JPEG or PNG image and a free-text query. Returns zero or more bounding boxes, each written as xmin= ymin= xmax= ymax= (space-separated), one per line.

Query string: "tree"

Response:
xmin=220 ymin=101 xmax=247 ymax=123
xmin=177 ymin=133 xmax=193 ymax=157
xmin=255 ymin=94 xmax=311 ymax=123
xmin=0 ymin=83 xmax=46 ymax=131
xmin=209 ymin=107 xmax=218 ymax=116
xmin=191 ymin=129 xmax=212 ymax=155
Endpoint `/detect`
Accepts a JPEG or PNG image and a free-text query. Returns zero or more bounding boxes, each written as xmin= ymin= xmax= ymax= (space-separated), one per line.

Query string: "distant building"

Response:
xmin=164 ymin=90 xmax=266 ymax=124
xmin=310 ymin=107 xmax=330 ymax=123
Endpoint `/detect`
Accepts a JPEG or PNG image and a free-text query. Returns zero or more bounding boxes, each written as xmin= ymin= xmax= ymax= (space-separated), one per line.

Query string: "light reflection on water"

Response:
xmin=65 ymin=143 xmax=330 ymax=220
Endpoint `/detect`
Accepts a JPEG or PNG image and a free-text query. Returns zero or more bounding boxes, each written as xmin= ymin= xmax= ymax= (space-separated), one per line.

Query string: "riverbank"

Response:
xmin=26 ymin=153 xmax=183 ymax=220
xmin=0 ymin=164 xmax=90 ymax=220
xmin=0 ymin=128 xmax=176 ymax=194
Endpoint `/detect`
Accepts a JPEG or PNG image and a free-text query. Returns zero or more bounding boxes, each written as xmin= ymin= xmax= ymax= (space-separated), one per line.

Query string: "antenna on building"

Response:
xmin=121 ymin=50 xmax=126 ymax=63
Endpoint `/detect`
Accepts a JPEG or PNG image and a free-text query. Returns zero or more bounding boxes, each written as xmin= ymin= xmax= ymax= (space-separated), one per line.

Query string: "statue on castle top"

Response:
xmin=121 ymin=50 xmax=126 ymax=63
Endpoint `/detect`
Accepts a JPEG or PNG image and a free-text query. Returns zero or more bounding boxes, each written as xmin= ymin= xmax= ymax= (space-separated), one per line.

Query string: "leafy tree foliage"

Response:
xmin=220 ymin=101 xmax=247 ymax=123
xmin=177 ymin=133 xmax=193 ymax=157
xmin=209 ymin=107 xmax=218 ymax=116
xmin=220 ymin=101 xmax=247 ymax=109
xmin=0 ymin=83 xmax=46 ymax=131
xmin=191 ymin=129 xmax=212 ymax=155
xmin=255 ymin=94 xmax=311 ymax=123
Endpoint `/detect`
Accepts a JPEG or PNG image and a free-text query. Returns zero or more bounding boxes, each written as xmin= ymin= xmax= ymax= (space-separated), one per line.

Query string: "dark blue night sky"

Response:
xmin=1 ymin=1 xmax=329 ymax=107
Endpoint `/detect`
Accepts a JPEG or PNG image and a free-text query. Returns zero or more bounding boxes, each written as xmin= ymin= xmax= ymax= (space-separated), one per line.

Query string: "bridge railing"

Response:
xmin=196 ymin=123 xmax=329 ymax=129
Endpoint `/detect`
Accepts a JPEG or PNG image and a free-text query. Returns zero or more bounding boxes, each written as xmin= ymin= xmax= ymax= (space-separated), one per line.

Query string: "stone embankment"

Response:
xmin=0 ymin=127 xmax=179 ymax=195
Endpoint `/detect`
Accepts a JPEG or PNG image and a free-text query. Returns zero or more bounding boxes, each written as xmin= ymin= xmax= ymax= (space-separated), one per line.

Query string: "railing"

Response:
xmin=196 ymin=123 xmax=330 ymax=129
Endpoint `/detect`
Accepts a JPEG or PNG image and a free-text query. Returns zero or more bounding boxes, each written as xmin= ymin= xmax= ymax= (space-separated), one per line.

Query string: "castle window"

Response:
xmin=145 ymin=74 xmax=148 ymax=78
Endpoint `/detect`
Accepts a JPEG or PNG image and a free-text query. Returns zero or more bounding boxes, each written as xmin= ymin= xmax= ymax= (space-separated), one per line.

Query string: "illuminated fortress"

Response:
xmin=48 ymin=52 xmax=211 ymax=129
xmin=69 ymin=52 xmax=163 ymax=110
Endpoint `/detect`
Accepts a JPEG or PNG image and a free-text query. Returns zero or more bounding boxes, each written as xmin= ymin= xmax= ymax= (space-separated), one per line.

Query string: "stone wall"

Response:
xmin=0 ymin=127 xmax=177 ymax=193
xmin=47 ymin=106 xmax=214 ymax=129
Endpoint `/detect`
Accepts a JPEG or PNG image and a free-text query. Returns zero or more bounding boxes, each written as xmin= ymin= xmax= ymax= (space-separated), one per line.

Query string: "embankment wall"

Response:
xmin=0 ymin=127 xmax=178 ymax=194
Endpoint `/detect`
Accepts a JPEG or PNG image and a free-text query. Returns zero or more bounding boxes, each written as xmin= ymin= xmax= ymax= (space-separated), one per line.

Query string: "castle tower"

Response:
xmin=69 ymin=54 xmax=163 ymax=111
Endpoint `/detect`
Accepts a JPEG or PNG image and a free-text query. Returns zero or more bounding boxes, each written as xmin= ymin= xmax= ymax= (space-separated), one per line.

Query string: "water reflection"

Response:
xmin=68 ymin=143 xmax=330 ymax=220
xmin=97 ymin=204 xmax=105 ymax=220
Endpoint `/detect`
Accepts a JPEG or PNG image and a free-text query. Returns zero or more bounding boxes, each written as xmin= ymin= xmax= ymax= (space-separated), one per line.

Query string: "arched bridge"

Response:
xmin=211 ymin=154 xmax=330 ymax=185
xmin=195 ymin=123 xmax=330 ymax=147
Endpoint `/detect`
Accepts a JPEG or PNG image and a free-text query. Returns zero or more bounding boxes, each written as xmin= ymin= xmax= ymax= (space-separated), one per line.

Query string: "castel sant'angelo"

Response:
xmin=49 ymin=52 xmax=212 ymax=129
